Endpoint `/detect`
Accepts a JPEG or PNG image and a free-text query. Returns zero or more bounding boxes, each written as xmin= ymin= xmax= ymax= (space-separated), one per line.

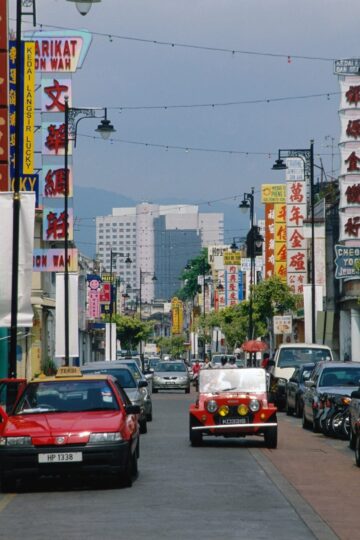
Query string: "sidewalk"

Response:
xmin=261 ymin=415 xmax=360 ymax=540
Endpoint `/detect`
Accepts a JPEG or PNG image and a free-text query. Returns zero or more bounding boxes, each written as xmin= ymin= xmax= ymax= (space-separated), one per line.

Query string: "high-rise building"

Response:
xmin=96 ymin=203 xmax=224 ymax=303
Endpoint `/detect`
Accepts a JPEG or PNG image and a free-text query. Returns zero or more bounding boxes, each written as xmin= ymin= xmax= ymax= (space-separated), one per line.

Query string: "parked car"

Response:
xmin=302 ymin=361 xmax=360 ymax=432
xmin=112 ymin=359 xmax=153 ymax=423
xmin=270 ymin=343 xmax=333 ymax=409
xmin=82 ymin=361 xmax=151 ymax=431
xmin=0 ymin=367 xmax=140 ymax=491
xmin=285 ymin=363 xmax=315 ymax=417
xmin=189 ymin=368 xmax=277 ymax=448
xmin=349 ymin=388 xmax=360 ymax=450
xmin=153 ymin=361 xmax=191 ymax=393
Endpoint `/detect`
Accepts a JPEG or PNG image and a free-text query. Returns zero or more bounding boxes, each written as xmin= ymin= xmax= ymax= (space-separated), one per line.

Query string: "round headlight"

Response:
xmin=237 ymin=404 xmax=248 ymax=416
xmin=206 ymin=400 xmax=218 ymax=413
xmin=218 ymin=405 xmax=229 ymax=417
xmin=249 ymin=399 xmax=260 ymax=412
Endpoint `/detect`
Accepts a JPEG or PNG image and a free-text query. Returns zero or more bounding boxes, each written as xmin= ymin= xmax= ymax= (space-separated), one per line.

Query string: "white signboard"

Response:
xmin=273 ymin=315 xmax=292 ymax=335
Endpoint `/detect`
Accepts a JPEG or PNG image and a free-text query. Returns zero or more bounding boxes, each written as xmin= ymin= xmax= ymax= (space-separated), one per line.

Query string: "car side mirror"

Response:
xmin=138 ymin=380 xmax=148 ymax=388
xmin=305 ymin=380 xmax=315 ymax=388
xmin=351 ymin=390 xmax=360 ymax=399
xmin=125 ymin=404 xmax=141 ymax=415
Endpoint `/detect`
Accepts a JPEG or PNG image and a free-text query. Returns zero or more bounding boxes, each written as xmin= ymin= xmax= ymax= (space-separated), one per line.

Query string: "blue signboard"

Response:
xmin=334 ymin=244 xmax=360 ymax=278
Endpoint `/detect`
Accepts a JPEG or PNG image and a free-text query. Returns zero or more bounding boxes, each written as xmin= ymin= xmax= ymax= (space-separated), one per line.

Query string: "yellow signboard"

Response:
xmin=171 ymin=297 xmax=183 ymax=334
xmin=223 ymin=251 xmax=241 ymax=265
xmin=23 ymin=42 xmax=35 ymax=174
xmin=261 ymin=184 xmax=286 ymax=203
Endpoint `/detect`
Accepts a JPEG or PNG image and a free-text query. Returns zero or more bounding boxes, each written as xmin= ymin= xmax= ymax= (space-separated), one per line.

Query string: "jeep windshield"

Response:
xmin=278 ymin=348 xmax=331 ymax=368
xmin=199 ymin=368 xmax=266 ymax=394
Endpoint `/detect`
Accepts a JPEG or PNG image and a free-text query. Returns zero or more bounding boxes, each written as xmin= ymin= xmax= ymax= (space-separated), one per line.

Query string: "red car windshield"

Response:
xmin=13 ymin=380 xmax=120 ymax=414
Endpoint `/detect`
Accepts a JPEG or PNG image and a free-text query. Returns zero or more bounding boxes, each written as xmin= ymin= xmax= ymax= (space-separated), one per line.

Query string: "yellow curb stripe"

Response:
xmin=0 ymin=494 xmax=16 ymax=513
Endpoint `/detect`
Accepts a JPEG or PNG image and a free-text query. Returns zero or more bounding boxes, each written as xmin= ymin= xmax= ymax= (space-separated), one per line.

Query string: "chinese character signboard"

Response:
xmin=273 ymin=315 xmax=292 ymax=335
xmin=225 ymin=265 xmax=239 ymax=306
xmin=264 ymin=203 xmax=275 ymax=278
xmin=286 ymin=159 xmax=307 ymax=293
xmin=87 ymin=274 xmax=102 ymax=319
xmin=41 ymin=78 xmax=72 ymax=112
xmin=0 ymin=3 xmax=9 ymax=191
xmin=274 ymin=203 xmax=287 ymax=282
xmin=42 ymin=165 xmax=73 ymax=198
xmin=171 ymin=297 xmax=183 ymax=334
xmin=43 ymin=208 xmax=73 ymax=241
xmin=223 ymin=251 xmax=241 ymax=265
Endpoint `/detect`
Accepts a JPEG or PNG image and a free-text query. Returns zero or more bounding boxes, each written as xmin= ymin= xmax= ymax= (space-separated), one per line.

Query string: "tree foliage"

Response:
xmin=104 ymin=314 xmax=154 ymax=352
xmin=177 ymin=249 xmax=211 ymax=301
xmin=155 ymin=335 xmax=187 ymax=358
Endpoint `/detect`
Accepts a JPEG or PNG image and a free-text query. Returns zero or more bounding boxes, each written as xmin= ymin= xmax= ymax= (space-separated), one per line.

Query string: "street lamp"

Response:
xmin=239 ymin=188 xmax=263 ymax=341
xmin=66 ymin=0 xmax=101 ymax=16
xmin=108 ymin=251 xmax=132 ymax=361
xmin=271 ymin=141 xmax=316 ymax=343
xmin=63 ymin=100 xmax=115 ymax=365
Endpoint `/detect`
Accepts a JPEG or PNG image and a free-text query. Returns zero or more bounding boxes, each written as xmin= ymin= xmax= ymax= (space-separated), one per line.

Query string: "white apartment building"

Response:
xmin=96 ymin=203 xmax=224 ymax=303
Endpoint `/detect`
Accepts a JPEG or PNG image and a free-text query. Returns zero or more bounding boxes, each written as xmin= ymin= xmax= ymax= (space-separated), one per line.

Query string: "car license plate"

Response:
xmin=38 ymin=452 xmax=83 ymax=463
xmin=221 ymin=418 xmax=247 ymax=425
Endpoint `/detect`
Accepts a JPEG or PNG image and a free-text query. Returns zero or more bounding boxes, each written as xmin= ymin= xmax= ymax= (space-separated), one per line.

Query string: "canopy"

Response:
xmin=241 ymin=340 xmax=268 ymax=353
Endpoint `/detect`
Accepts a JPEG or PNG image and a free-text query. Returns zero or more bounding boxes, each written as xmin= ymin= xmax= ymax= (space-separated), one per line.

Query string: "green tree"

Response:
xmin=177 ymin=249 xmax=211 ymax=301
xmin=155 ymin=335 xmax=187 ymax=358
xmin=104 ymin=314 xmax=154 ymax=352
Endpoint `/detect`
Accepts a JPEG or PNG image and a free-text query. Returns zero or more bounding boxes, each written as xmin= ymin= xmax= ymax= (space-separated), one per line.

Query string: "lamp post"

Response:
xmin=239 ymin=188 xmax=256 ymax=341
xmin=272 ymin=141 xmax=316 ymax=343
xmin=66 ymin=0 xmax=102 ymax=16
xmin=108 ymin=251 xmax=131 ymax=361
xmin=63 ymin=100 xmax=115 ymax=365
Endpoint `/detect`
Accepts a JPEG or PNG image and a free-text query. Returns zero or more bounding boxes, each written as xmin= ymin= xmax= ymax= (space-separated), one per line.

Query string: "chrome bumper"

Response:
xmin=191 ymin=422 xmax=277 ymax=431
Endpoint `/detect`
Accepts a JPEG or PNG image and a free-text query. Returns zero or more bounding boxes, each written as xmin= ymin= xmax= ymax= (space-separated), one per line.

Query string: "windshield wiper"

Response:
xmin=215 ymin=386 xmax=238 ymax=393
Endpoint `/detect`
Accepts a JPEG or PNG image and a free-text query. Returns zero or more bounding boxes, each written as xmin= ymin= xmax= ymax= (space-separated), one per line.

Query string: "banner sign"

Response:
xmin=10 ymin=174 xmax=39 ymax=207
xmin=171 ymin=297 xmax=184 ymax=334
xmin=33 ymin=248 xmax=78 ymax=272
xmin=334 ymin=59 xmax=360 ymax=75
xmin=0 ymin=192 xmax=35 ymax=327
xmin=261 ymin=184 xmax=286 ymax=203
xmin=87 ymin=274 xmax=102 ymax=319
xmin=42 ymin=165 xmax=73 ymax=198
xmin=23 ymin=42 xmax=35 ymax=174
xmin=273 ymin=315 xmax=292 ymax=335
xmin=274 ymin=203 xmax=287 ymax=282
xmin=41 ymin=78 xmax=72 ymax=112
xmin=225 ymin=265 xmax=239 ymax=306
xmin=335 ymin=244 xmax=360 ymax=278
xmin=264 ymin=203 xmax=275 ymax=278
xmin=28 ymin=31 xmax=92 ymax=73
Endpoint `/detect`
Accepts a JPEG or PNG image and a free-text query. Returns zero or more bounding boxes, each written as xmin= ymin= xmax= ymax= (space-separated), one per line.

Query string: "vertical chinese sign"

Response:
xmin=261 ymin=184 xmax=286 ymax=279
xmin=0 ymin=3 xmax=8 ymax=191
xmin=171 ymin=297 xmax=183 ymax=335
xmin=274 ymin=203 xmax=287 ymax=282
xmin=224 ymin=265 xmax=239 ymax=306
xmin=286 ymin=159 xmax=307 ymax=293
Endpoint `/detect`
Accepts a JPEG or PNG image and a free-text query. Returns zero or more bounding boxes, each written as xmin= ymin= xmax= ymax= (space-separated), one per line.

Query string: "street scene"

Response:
xmin=2 ymin=0 xmax=360 ymax=539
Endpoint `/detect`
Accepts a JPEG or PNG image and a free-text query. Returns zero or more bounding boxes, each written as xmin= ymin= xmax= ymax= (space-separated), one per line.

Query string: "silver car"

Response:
xmin=81 ymin=361 xmax=149 ymax=433
xmin=153 ymin=361 xmax=190 ymax=393
xmin=117 ymin=359 xmax=153 ymax=422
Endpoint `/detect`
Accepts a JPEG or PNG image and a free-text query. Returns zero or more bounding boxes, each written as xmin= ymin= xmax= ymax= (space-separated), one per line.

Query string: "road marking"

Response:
xmin=0 ymin=494 xmax=16 ymax=513
xmin=250 ymin=449 xmax=339 ymax=540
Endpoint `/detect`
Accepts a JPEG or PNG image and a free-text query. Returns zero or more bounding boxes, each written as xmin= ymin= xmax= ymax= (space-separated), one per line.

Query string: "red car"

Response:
xmin=0 ymin=367 xmax=140 ymax=491
xmin=189 ymin=367 xmax=278 ymax=448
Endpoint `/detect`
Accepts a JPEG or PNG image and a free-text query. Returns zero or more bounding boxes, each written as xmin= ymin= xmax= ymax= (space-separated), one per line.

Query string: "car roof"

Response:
xmin=320 ymin=361 xmax=359 ymax=368
xmin=278 ymin=343 xmax=332 ymax=350
xmin=82 ymin=362 xmax=133 ymax=372
xmin=31 ymin=373 xmax=111 ymax=383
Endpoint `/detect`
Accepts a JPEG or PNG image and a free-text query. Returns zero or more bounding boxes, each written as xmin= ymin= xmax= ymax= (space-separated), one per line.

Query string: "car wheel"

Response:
xmin=313 ymin=416 xmax=321 ymax=433
xmin=350 ymin=427 xmax=356 ymax=450
xmin=131 ymin=450 xmax=138 ymax=477
xmin=264 ymin=426 xmax=277 ymax=449
xmin=119 ymin=452 xmax=133 ymax=488
xmin=189 ymin=415 xmax=203 ymax=447
xmin=185 ymin=387 xmax=190 ymax=394
xmin=302 ymin=409 xmax=312 ymax=430
xmin=152 ymin=388 xmax=158 ymax=394
xmin=355 ymin=434 xmax=360 ymax=467
xmin=139 ymin=419 xmax=147 ymax=434
xmin=146 ymin=412 xmax=153 ymax=422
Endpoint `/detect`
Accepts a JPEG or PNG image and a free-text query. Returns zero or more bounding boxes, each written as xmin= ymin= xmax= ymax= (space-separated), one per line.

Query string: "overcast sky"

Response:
xmin=10 ymin=0 xmax=360 ymax=235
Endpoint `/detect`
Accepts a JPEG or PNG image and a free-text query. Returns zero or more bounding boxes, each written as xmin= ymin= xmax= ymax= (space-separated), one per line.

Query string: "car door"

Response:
xmin=0 ymin=379 xmax=27 ymax=413
xmin=303 ymin=365 xmax=319 ymax=420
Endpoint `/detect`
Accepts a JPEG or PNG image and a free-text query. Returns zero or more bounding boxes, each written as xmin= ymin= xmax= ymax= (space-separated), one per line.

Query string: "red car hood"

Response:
xmin=3 ymin=411 xmax=122 ymax=446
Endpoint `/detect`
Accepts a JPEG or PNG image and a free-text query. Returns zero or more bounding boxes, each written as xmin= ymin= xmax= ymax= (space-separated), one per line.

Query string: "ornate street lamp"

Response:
xmin=66 ymin=0 xmax=101 ymax=16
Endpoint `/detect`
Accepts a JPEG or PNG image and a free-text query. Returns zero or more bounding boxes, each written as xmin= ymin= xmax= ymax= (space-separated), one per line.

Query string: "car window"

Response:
xmin=200 ymin=368 xmax=266 ymax=393
xmin=121 ymin=362 xmax=142 ymax=380
xmin=319 ymin=367 xmax=360 ymax=387
xmin=14 ymin=380 xmax=120 ymax=414
xmin=278 ymin=348 xmax=331 ymax=368
xmin=82 ymin=368 xmax=137 ymax=389
xmin=155 ymin=362 xmax=187 ymax=372
xmin=114 ymin=381 xmax=132 ymax=407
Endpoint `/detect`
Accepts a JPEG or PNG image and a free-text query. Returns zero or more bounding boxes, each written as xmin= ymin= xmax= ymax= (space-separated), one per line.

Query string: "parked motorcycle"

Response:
xmin=320 ymin=394 xmax=350 ymax=439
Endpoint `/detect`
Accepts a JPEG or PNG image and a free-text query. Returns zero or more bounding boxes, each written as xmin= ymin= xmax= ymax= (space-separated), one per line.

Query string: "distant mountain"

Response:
xmin=74 ymin=186 xmax=249 ymax=257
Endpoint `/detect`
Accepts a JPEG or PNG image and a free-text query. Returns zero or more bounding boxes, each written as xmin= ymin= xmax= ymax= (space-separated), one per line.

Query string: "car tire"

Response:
xmin=189 ymin=415 xmax=203 ymax=447
xmin=131 ymin=451 xmax=138 ymax=478
xmin=355 ymin=434 xmax=360 ymax=467
xmin=264 ymin=426 xmax=277 ymax=449
xmin=139 ymin=420 xmax=147 ymax=434
xmin=295 ymin=399 xmax=302 ymax=418
xmin=152 ymin=388 xmax=158 ymax=394
xmin=302 ymin=409 xmax=312 ymax=430
xmin=146 ymin=412 xmax=153 ymax=422
xmin=119 ymin=452 xmax=133 ymax=488
xmin=185 ymin=387 xmax=190 ymax=394
xmin=350 ymin=427 xmax=356 ymax=450
xmin=313 ymin=417 xmax=321 ymax=433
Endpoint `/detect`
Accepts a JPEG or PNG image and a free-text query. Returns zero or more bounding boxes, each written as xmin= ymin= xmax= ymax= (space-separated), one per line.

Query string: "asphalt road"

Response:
xmin=0 ymin=389 xmax=339 ymax=540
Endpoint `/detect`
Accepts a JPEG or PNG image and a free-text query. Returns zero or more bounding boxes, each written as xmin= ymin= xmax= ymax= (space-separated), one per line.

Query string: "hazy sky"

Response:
xmin=10 ymin=0 xmax=360 ymax=240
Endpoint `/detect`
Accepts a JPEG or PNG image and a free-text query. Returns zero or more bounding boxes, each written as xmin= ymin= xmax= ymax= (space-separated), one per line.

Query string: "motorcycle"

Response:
xmin=320 ymin=394 xmax=350 ymax=439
